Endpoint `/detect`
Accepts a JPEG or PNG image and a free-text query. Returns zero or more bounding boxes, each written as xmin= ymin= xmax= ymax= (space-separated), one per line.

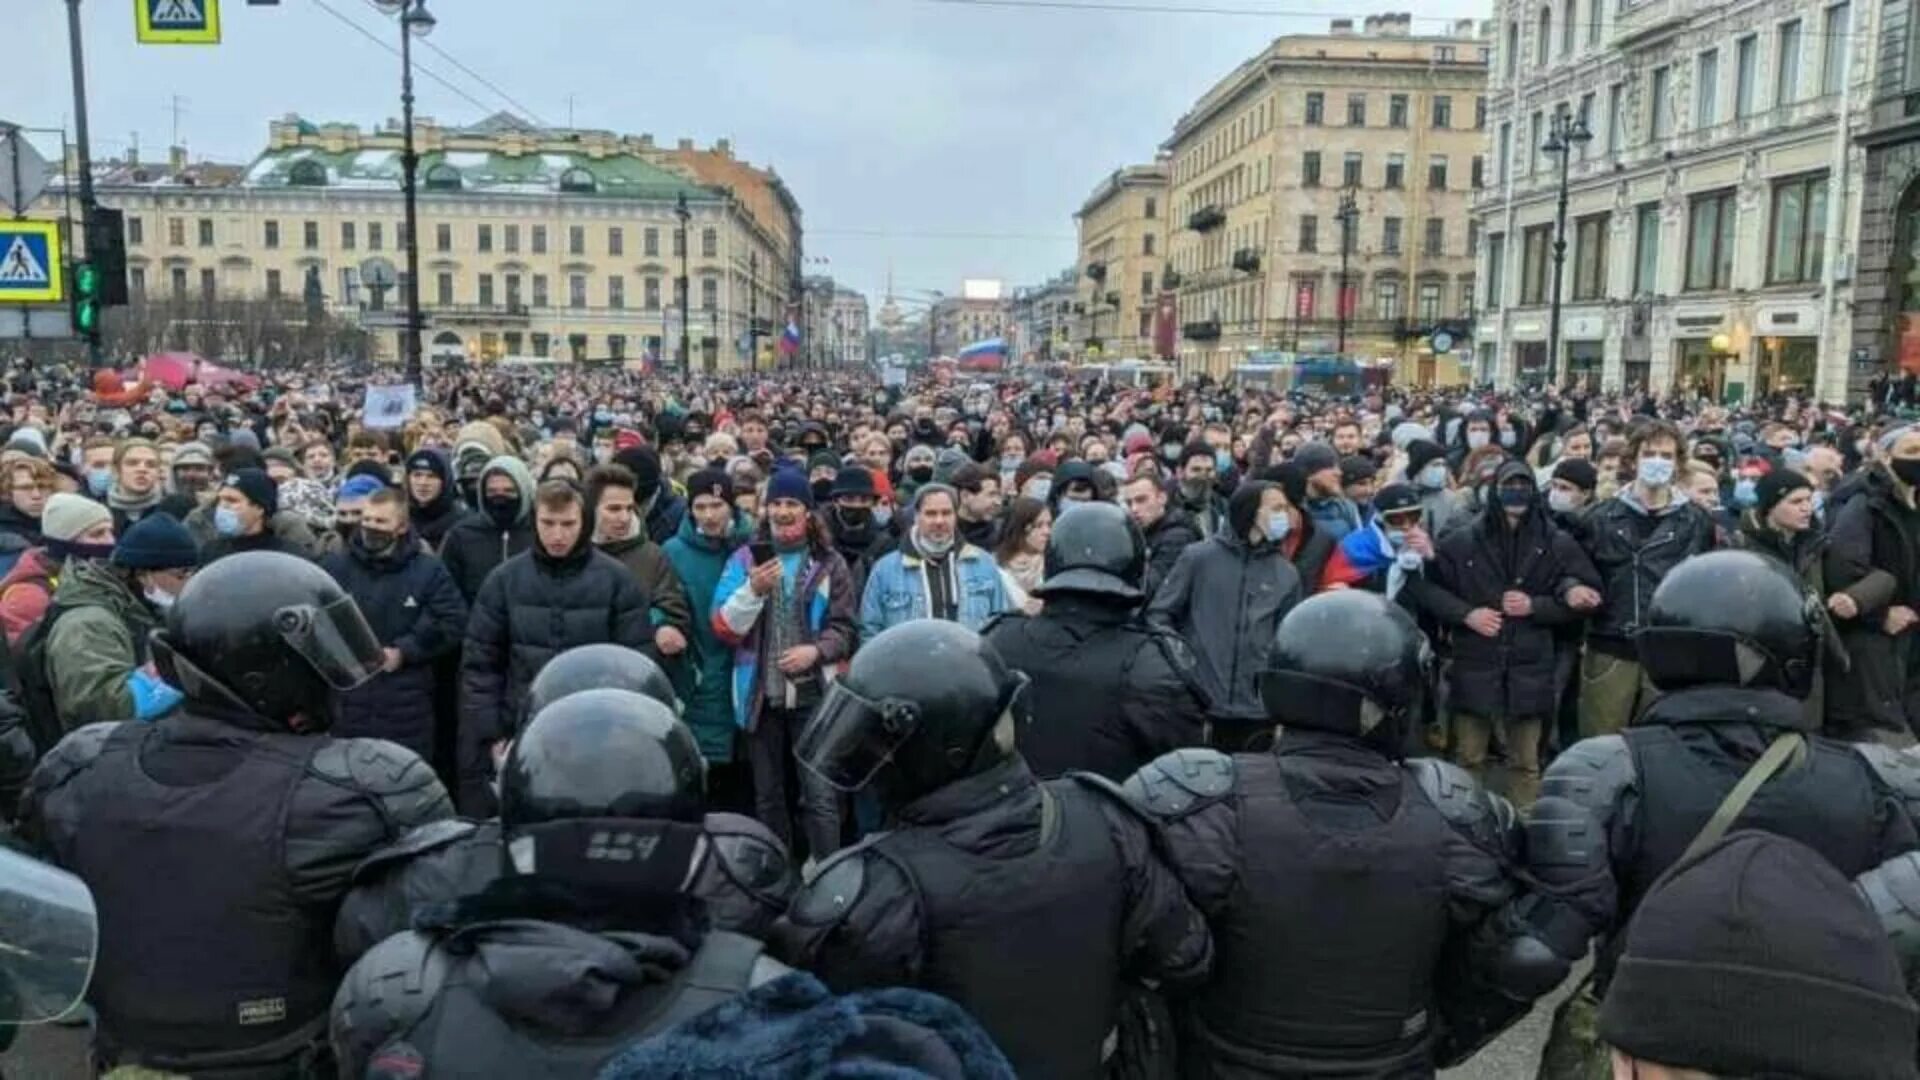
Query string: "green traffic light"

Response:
xmin=75 ymin=263 xmax=99 ymax=296
xmin=73 ymin=262 xmax=101 ymax=336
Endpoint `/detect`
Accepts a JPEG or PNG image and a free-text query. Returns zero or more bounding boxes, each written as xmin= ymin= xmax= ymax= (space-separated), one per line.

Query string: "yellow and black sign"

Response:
xmin=136 ymin=0 xmax=222 ymax=45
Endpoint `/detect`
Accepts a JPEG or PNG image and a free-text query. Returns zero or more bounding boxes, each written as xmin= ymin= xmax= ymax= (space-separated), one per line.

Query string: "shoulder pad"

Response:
xmin=1122 ymin=748 xmax=1235 ymax=818
xmin=1062 ymin=770 xmax=1148 ymax=825
xmin=703 ymin=811 xmax=798 ymax=905
xmin=1854 ymin=743 xmax=1920 ymax=808
xmin=1405 ymin=757 xmax=1519 ymax=858
xmin=1538 ymin=735 xmax=1636 ymax=813
xmin=788 ymin=842 xmax=872 ymax=929
xmin=349 ymin=818 xmax=481 ymax=886
xmin=310 ymin=737 xmax=454 ymax=832
xmin=331 ymin=930 xmax=452 ymax=1071
xmin=29 ymin=722 xmax=118 ymax=793
xmin=979 ymin=611 xmax=1027 ymax=638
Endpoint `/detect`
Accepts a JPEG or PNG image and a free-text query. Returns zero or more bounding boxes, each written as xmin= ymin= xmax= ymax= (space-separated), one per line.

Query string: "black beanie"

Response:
xmin=1599 ymin=830 xmax=1919 ymax=1080
xmin=1257 ymin=463 xmax=1307 ymax=511
xmin=1756 ymin=468 xmax=1812 ymax=519
xmin=1406 ymin=439 xmax=1448 ymax=477
xmin=684 ymin=467 xmax=734 ymax=507
xmin=222 ymin=468 xmax=278 ymax=518
xmin=1226 ymin=481 xmax=1274 ymax=539
xmin=1551 ymin=458 xmax=1600 ymax=493
xmin=615 ymin=446 xmax=664 ymax=501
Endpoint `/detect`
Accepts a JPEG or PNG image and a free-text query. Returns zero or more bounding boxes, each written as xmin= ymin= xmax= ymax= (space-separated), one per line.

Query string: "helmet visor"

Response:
xmin=275 ymin=595 xmax=384 ymax=691
xmin=0 ymin=849 xmax=97 ymax=1025
xmin=795 ymin=682 xmax=921 ymax=793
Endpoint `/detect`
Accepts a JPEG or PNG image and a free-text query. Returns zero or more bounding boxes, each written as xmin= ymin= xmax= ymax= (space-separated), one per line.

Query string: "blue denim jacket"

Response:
xmin=859 ymin=544 xmax=1009 ymax=642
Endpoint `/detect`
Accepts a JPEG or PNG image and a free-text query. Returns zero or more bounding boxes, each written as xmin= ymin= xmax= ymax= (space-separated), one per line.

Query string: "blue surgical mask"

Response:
xmin=1386 ymin=528 xmax=1409 ymax=548
xmin=214 ymin=507 xmax=243 ymax=537
xmin=872 ymin=504 xmax=894 ymax=528
xmin=1214 ymin=449 xmax=1233 ymax=474
xmin=1637 ymin=457 xmax=1675 ymax=488
xmin=87 ymin=468 xmax=111 ymax=496
xmin=1732 ymin=478 xmax=1758 ymax=508
xmin=1418 ymin=462 xmax=1449 ymax=490
xmin=1264 ymin=512 xmax=1292 ymax=543
xmin=1024 ymin=478 xmax=1052 ymax=502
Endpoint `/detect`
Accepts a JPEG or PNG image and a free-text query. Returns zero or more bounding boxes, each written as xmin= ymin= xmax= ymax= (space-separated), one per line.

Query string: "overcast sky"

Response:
xmin=16 ymin=0 xmax=1482 ymax=306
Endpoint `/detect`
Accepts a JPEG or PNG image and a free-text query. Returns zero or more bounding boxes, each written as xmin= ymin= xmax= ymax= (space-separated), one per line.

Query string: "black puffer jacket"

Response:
xmin=404 ymin=448 xmax=471 ymax=552
xmin=1140 ymin=508 xmax=1200 ymax=601
xmin=983 ymin=594 xmax=1208 ymax=780
xmin=458 ymin=528 xmax=654 ymax=810
xmin=1568 ymin=487 xmax=1717 ymax=655
xmin=438 ymin=456 xmax=535 ymax=604
xmin=1425 ymin=464 xmax=1600 ymax=720
xmin=320 ymin=531 xmax=468 ymax=759
xmin=1825 ymin=465 xmax=1920 ymax=740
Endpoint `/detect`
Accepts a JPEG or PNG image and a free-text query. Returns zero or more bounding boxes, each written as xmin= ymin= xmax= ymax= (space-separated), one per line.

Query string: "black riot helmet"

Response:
xmin=1637 ymin=550 xmax=1818 ymax=699
xmin=1259 ymin=590 xmax=1428 ymax=746
xmin=497 ymin=689 xmax=708 ymax=905
xmin=152 ymin=551 xmax=383 ymax=733
xmin=527 ymin=643 xmax=679 ymax=720
xmin=797 ymin=620 xmax=1027 ymax=809
xmin=1034 ymin=500 xmax=1146 ymax=602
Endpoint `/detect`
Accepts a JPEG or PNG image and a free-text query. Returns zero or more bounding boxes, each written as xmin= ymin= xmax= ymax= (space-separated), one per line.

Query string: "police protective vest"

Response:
xmin=64 ymin=721 xmax=334 ymax=1068
xmin=871 ymin=778 xmax=1128 ymax=1080
xmin=1619 ymin=724 xmax=1885 ymax=939
xmin=1187 ymin=753 xmax=1453 ymax=1075
xmin=991 ymin=612 xmax=1149 ymax=779
xmin=372 ymin=928 xmax=766 ymax=1077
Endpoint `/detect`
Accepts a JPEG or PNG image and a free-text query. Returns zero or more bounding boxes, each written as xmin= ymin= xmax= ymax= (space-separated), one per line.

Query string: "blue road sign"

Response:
xmin=0 ymin=222 xmax=62 ymax=304
xmin=137 ymin=0 xmax=221 ymax=45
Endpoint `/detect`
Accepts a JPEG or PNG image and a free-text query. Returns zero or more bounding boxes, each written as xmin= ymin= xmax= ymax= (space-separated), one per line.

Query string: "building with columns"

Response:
xmin=1075 ymin=163 xmax=1169 ymax=360
xmin=41 ymin=113 xmax=801 ymax=370
xmin=1163 ymin=14 xmax=1490 ymax=382
xmin=1475 ymin=0 xmax=1867 ymax=400
xmin=1850 ymin=0 xmax=1920 ymax=396
xmin=1010 ymin=270 xmax=1079 ymax=365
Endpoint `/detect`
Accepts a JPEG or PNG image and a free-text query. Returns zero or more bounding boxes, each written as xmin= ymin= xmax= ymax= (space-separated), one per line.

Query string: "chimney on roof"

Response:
xmin=169 ymin=145 xmax=187 ymax=169
xmin=127 ymin=135 xmax=139 ymax=167
xmin=1330 ymin=17 xmax=1353 ymax=33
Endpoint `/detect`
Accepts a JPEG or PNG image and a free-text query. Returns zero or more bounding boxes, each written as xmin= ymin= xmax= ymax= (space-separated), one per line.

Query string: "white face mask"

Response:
xmin=143 ymin=586 xmax=176 ymax=610
xmin=1637 ymin=457 xmax=1675 ymax=488
xmin=1547 ymin=488 xmax=1580 ymax=514
xmin=1467 ymin=431 xmax=1490 ymax=450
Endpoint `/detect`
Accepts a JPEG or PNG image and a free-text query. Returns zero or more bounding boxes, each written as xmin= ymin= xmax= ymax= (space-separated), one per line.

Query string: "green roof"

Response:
xmin=242 ymin=144 xmax=712 ymax=201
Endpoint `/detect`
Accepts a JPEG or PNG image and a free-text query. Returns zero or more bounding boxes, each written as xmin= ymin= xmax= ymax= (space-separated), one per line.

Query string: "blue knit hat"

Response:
xmin=112 ymin=513 xmax=199 ymax=570
xmin=337 ymin=474 xmax=387 ymax=502
xmin=764 ymin=466 xmax=814 ymax=508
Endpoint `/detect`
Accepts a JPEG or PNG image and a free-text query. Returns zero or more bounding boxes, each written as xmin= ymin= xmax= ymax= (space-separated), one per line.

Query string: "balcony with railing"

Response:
xmin=1188 ymin=205 xmax=1226 ymax=232
xmin=1610 ymin=0 xmax=1687 ymax=49
xmin=1232 ymin=248 xmax=1262 ymax=274
xmin=430 ymin=303 xmax=532 ymax=325
xmin=1183 ymin=319 xmax=1222 ymax=341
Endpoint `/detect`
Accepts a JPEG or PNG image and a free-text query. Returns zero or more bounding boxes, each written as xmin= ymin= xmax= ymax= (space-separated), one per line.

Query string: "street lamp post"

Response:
xmin=373 ymin=0 xmax=436 ymax=388
xmin=1335 ymin=188 xmax=1358 ymax=356
xmin=1542 ymin=110 xmax=1592 ymax=387
xmin=675 ymin=191 xmax=691 ymax=374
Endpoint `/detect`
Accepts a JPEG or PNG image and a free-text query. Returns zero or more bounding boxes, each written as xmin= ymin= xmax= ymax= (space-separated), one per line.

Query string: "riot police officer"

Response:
xmin=331 ymin=688 xmax=793 ymax=1077
xmin=334 ymin=643 xmax=793 ymax=964
xmin=773 ymin=619 xmax=1213 ymax=1080
xmin=981 ymin=500 xmax=1208 ymax=780
xmin=1526 ymin=550 xmax=1920 ymax=1074
xmin=20 ymin=551 xmax=453 ymax=1076
xmin=1126 ymin=590 xmax=1565 ymax=1077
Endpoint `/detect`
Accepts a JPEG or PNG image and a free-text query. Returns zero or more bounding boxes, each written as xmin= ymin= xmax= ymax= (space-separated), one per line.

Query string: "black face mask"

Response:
xmin=357 ymin=527 xmax=398 ymax=554
xmin=835 ymin=505 xmax=871 ymax=530
xmin=1895 ymin=458 xmax=1920 ymax=488
xmin=811 ymin=478 xmax=834 ymax=503
xmin=908 ymin=465 xmax=933 ymax=484
xmin=484 ymin=494 xmax=519 ymax=528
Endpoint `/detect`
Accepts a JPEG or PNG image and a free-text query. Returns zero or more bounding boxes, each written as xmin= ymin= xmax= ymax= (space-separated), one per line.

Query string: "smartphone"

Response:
xmin=750 ymin=541 xmax=776 ymax=565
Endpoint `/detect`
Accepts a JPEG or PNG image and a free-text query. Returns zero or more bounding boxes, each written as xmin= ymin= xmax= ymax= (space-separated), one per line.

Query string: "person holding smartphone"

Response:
xmin=711 ymin=466 xmax=857 ymax=861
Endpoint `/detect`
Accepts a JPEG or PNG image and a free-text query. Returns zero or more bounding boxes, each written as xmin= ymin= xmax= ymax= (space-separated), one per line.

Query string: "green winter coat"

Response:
xmin=661 ymin=509 xmax=752 ymax=763
xmin=46 ymin=559 xmax=159 ymax=730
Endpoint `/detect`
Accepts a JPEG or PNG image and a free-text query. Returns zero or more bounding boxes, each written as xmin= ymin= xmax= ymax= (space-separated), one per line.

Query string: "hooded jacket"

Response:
xmin=459 ymin=496 xmax=655 ymax=807
xmin=596 ymin=516 xmax=694 ymax=640
xmin=321 ymin=530 xmax=469 ymax=759
xmin=0 ymin=546 xmax=59 ymax=646
xmin=1824 ymin=465 xmax=1920 ymax=739
xmin=405 ymin=447 xmax=471 ymax=552
xmin=45 ymin=559 xmax=159 ymax=730
xmin=663 ymin=510 xmax=756 ymax=763
xmin=439 ymin=455 xmax=536 ymax=604
xmin=1145 ymin=482 xmax=1304 ymax=724
xmin=1425 ymin=461 xmax=1601 ymax=720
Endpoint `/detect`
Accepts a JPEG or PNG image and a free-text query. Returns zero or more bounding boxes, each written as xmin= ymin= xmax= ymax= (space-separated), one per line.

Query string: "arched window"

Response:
xmin=1506 ymin=21 xmax=1519 ymax=77
xmin=424 ymin=164 xmax=462 ymax=191
xmin=1536 ymin=6 xmax=1551 ymax=65
xmin=1562 ymin=0 xmax=1577 ymax=55
xmin=558 ymin=167 xmax=596 ymax=194
xmin=288 ymin=159 xmax=327 ymax=187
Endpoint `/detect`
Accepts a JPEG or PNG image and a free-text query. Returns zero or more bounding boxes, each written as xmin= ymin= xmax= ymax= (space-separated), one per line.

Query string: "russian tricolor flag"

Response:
xmin=779 ymin=321 xmax=801 ymax=356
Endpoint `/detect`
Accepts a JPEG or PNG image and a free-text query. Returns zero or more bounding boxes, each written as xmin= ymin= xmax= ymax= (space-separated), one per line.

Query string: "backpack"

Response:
xmin=2 ymin=603 xmax=69 ymax=765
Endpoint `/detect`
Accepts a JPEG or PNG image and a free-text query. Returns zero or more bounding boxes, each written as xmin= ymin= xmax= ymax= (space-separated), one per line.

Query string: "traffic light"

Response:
xmin=87 ymin=207 xmax=128 ymax=306
xmin=71 ymin=261 xmax=101 ymax=340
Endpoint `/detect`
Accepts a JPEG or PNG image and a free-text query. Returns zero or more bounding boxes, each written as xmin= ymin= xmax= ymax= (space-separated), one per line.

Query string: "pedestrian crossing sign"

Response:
xmin=136 ymin=0 xmax=221 ymax=45
xmin=0 ymin=222 xmax=62 ymax=304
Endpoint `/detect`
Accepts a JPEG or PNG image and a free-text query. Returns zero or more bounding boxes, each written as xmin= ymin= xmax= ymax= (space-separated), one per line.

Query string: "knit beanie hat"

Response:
xmin=222 ymin=468 xmax=278 ymax=517
xmin=1599 ymin=830 xmax=1919 ymax=1080
xmin=5 ymin=427 xmax=47 ymax=459
xmin=684 ymin=467 xmax=734 ymax=507
xmin=111 ymin=513 xmax=199 ymax=571
xmin=933 ymin=447 xmax=971 ymax=484
xmin=337 ymin=474 xmax=387 ymax=502
xmin=41 ymin=492 xmax=111 ymax=542
xmin=1756 ymin=468 xmax=1812 ymax=519
xmin=1013 ymin=454 xmax=1054 ymax=494
xmin=1552 ymin=458 xmax=1600 ymax=493
xmin=1406 ymin=439 xmax=1449 ymax=477
xmin=764 ymin=466 xmax=813 ymax=508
